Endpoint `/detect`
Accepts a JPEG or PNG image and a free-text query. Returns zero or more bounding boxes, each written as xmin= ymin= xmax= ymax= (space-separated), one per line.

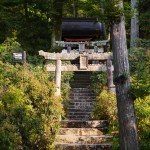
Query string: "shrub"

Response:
xmin=61 ymin=72 xmax=74 ymax=118
xmin=90 ymin=72 xmax=107 ymax=95
xmin=0 ymin=62 xmax=63 ymax=149
xmin=91 ymin=87 xmax=119 ymax=149
xmin=135 ymin=95 xmax=150 ymax=150
xmin=0 ymin=37 xmax=23 ymax=64
xmin=92 ymin=88 xmax=117 ymax=126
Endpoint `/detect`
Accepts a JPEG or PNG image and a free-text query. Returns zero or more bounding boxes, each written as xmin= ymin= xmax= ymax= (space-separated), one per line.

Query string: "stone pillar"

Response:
xmin=106 ymin=60 xmax=115 ymax=92
xmin=55 ymin=59 xmax=61 ymax=96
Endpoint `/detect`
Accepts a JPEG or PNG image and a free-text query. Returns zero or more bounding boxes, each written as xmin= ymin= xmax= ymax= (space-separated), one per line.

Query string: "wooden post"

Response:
xmin=106 ymin=60 xmax=114 ymax=92
xmin=55 ymin=59 xmax=61 ymax=96
xmin=22 ymin=51 xmax=26 ymax=64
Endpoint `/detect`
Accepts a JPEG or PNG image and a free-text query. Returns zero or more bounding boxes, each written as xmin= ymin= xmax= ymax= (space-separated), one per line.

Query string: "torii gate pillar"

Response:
xmin=55 ymin=59 xmax=61 ymax=96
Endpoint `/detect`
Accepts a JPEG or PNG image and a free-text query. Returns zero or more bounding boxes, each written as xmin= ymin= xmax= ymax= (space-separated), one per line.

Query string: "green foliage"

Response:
xmin=0 ymin=0 xmax=53 ymax=53
xmin=0 ymin=61 xmax=63 ymax=149
xmin=129 ymin=42 xmax=150 ymax=98
xmin=78 ymin=0 xmax=101 ymax=18
xmin=61 ymin=71 xmax=74 ymax=118
xmin=91 ymin=88 xmax=119 ymax=149
xmin=0 ymin=37 xmax=23 ymax=63
xmin=63 ymin=0 xmax=101 ymax=18
xmin=103 ymin=0 xmax=123 ymax=23
xmin=0 ymin=37 xmax=45 ymax=65
xmin=90 ymin=72 xmax=107 ymax=95
xmin=61 ymin=72 xmax=73 ymax=101
xmin=92 ymin=88 xmax=117 ymax=123
xmin=135 ymin=95 xmax=150 ymax=150
xmin=129 ymin=39 xmax=150 ymax=149
xmin=134 ymin=38 xmax=150 ymax=49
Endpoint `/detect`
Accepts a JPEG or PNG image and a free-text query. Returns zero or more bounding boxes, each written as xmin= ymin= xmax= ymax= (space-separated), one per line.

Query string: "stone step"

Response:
xmin=70 ymin=96 xmax=96 ymax=100
xmin=69 ymin=105 xmax=94 ymax=110
xmin=70 ymin=91 xmax=94 ymax=94
xmin=73 ymin=72 xmax=91 ymax=75
xmin=69 ymin=103 xmax=94 ymax=110
xmin=60 ymin=120 xmax=108 ymax=128
xmin=68 ymin=112 xmax=92 ymax=115
xmin=72 ymin=76 xmax=91 ymax=78
xmin=70 ymin=88 xmax=93 ymax=92
xmin=58 ymin=128 xmax=104 ymax=136
xmin=68 ymin=106 xmax=94 ymax=111
xmin=71 ymin=78 xmax=90 ymax=80
xmin=71 ymin=81 xmax=90 ymax=83
xmin=70 ymin=95 xmax=95 ymax=98
xmin=70 ymin=92 xmax=94 ymax=95
xmin=71 ymin=85 xmax=90 ymax=88
xmin=67 ymin=115 xmax=92 ymax=120
xmin=70 ymin=98 xmax=95 ymax=101
xmin=71 ymin=79 xmax=91 ymax=81
xmin=73 ymin=74 xmax=91 ymax=77
xmin=71 ymin=81 xmax=91 ymax=84
xmin=68 ymin=108 xmax=94 ymax=112
xmin=71 ymin=72 xmax=92 ymax=87
xmin=55 ymin=143 xmax=112 ymax=150
xmin=69 ymin=99 xmax=95 ymax=102
xmin=56 ymin=135 xmax=113 ymax=144
xmin=69 ymin=102 xmax=94 ymax=105
xmin=72 ymin=76 xmax=91 ymax=79
xmin=71 ymin=79 xmax=91 ymax=82
xmin=70 ymin=92 xmax=95 ymax=96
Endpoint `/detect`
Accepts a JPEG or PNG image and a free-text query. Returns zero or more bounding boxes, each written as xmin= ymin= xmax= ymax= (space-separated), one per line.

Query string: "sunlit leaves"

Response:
xmin=0 ymin=62 xmax=63 ymax=149
xmin=135 ymin=95 xmax=150 ymax=149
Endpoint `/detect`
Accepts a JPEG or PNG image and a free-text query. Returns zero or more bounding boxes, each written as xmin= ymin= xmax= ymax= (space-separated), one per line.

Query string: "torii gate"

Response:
xmin=39 ymin=41 xmax=115 ymax=96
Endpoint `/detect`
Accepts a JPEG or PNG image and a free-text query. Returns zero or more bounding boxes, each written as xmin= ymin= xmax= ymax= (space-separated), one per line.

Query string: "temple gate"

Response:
xmin=39 ymin=41 xmax=115 ymax=96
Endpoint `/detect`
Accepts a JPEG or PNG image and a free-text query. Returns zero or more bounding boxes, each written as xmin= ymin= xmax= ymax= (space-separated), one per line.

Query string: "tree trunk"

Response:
xmin=51 ymin=1 xmax=63 ymax=49
xmin=111 ymin=2 xmax=139 ymax=150
xmin=130 ymin=0 xmax=139 ymax=48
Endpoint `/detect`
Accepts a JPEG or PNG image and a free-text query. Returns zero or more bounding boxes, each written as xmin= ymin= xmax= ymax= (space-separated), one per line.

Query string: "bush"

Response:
xmin=92 ymin=88 xmax=117 ymax=120
xmin=90 ymin=72 xmax=107 ymax=95
xmin=0 ymin=37 xmax=23 ymax=64
xmin=61 ymin=72 xmax=74 ymax=119
xmin=91 ymin=88 xmax=119 ymax=149
xmin=0 ymin=62 xmax=63 ymax=149
xmin=135 ymin=95 xmax=150 ymax=150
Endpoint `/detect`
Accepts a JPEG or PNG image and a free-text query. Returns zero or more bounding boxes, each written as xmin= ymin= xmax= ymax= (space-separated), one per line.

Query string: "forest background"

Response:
xmin=0 ymin=0 xmax=149 ymax=149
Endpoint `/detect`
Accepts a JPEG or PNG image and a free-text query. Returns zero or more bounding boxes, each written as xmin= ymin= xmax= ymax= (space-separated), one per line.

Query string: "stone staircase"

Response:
xmin=68 ymin=88 xmax=95 ymax=120
xmin=55 ymin=72 xmax=112 ymax=150
xmin=70 ymin=72 xmax=92 ymax=88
